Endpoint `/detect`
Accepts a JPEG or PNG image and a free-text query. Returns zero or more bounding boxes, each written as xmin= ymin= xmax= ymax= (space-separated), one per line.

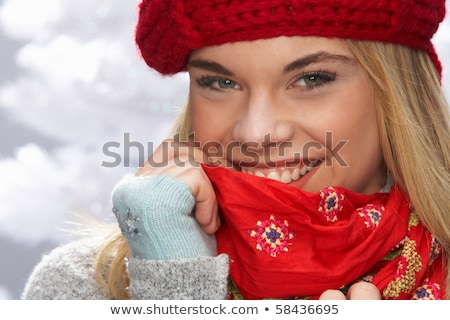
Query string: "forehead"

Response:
xmin=189 ymin=36 xmax=353 ymax=62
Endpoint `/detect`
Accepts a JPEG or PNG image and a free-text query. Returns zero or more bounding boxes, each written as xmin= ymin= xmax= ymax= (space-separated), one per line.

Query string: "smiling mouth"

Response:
xmin=240 ymin=159 xmax=323 ymax=184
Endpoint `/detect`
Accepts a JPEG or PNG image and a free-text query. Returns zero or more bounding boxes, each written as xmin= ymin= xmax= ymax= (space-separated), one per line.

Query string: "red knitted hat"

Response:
xmin=135 ymin=0 xmax=446 ymax=75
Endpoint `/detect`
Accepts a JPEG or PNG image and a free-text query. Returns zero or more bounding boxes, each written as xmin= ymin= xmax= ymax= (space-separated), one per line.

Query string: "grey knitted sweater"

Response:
xmin=22 ymin=236 xmax=229 ymax=299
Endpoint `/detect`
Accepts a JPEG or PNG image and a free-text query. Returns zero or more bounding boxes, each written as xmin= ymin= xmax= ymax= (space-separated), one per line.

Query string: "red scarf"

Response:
xmin=202 ymin=165 xmax=446 ymax=300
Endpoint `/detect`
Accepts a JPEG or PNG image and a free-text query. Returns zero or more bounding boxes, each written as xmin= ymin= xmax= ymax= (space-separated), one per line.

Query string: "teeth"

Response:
xmin=280 ymin=170 xmax=292 ymax=184
xmin=291 ymin=167 xmax=300 ymax=181
xmin=243 ymin=160 xmax=321 ymax=184
xmin=266 ymin=171 xmax=281 ymax=181
xmin=299 ymin=166 xmax=308 ymax=176
xmin=254 ymin=170 xmax=265 ymax=178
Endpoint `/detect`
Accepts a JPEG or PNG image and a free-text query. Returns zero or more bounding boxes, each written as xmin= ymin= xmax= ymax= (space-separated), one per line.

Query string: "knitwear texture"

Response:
xmin=22 ymin=237 xmax=230 ymax=299
xmin=127 ymin=254 xmax=229 ymax=299
xmin=112 ymin=174 xmax=217 ymax=260
xmin=135 ymin=0 xmax=446 ymax=75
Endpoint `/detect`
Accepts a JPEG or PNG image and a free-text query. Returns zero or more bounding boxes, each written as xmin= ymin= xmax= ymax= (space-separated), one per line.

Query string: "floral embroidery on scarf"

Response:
xmin=318 ymin=187 xmax=344 ymax=222
xmin=383 ymin=237 xmax=407 ymax=261
xmin=249 ymin=215 xmax=295 ymax=257
xmin=382 ymin=239 xmax=423 ymax=299
xmin=357 ymin=204 xmax=384 ymax=230
xmin=408 ymin=213 xmax=419 ymax=229
xmin=412 ymin=279 xmax=441 ymax=300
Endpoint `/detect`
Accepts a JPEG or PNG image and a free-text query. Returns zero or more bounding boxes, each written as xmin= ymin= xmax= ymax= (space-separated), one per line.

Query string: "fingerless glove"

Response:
xmin=112 ymin=175 xmax=217 ymax=260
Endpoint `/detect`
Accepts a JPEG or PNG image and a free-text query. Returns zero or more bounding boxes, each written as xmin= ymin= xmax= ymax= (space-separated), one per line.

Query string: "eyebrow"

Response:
xmin=187 ymin=59 xmax=234 ymax=76
xmin=187 ymin=51 xmax=356 ymax=76
xmin=283 ymin=52 xmax=356 ymax=73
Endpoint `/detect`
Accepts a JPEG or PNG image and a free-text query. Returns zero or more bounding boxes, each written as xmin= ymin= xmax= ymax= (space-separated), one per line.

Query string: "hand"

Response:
xmin=136 ymin=138 xmax=221 ymax=234
xmin=319 ymin=282 xmax=381 ymax=300
xmin=113 ymin=174 xmax=217 ymax=260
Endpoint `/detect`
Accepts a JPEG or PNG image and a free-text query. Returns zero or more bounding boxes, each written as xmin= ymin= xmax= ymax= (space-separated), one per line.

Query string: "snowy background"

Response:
xmin=0 ymin=0 xmax=449 ymax=299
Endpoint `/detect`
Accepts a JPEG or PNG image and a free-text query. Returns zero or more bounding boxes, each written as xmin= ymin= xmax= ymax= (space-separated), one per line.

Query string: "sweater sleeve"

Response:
xmin=127 ymin=254 xmax=229 ymax=299
xmin=21 ymin=238 xmax=112 ymax=300
xmin=22 ymin=237 xmax=230 ymax=300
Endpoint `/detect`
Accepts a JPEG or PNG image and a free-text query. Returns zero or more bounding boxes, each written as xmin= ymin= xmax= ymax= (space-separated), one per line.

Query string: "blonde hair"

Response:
xmin=95 ymin=40 xmax=450 ymax=299
xmin=347 ymin=40 xmax=450 ymax=298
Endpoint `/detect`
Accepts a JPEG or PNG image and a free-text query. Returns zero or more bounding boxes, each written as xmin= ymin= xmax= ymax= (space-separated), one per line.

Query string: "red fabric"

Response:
xmin=202 ymin=165 xmax=446 ymax=300
xmin=135 ymin=0 xmax=445 ymax=76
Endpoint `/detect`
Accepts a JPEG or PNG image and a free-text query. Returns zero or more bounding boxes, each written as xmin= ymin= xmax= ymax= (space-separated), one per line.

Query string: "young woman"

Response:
xmin=22 ymin=0 xmax=449 ymax=300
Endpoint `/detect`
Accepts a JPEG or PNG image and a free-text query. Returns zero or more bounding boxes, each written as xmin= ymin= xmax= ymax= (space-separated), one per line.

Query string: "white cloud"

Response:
xmin=0 ymin=0 xmax=63 ymax=41
xmin=0 ymin=144 xmax=128 ymax=245
xmin=16 ymin=35 xmax=104 ymax=85
xmin=0 ymin=0 xmax=189 ymax=149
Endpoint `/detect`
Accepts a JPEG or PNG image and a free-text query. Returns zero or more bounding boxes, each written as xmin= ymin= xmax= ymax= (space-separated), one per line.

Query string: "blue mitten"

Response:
xmin=112 ymin=174 xmax=217 ymax=260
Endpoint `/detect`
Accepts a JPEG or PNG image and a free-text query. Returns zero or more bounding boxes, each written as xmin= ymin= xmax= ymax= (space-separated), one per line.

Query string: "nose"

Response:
xmin=231 ymin=94 xmax=295 ymax=152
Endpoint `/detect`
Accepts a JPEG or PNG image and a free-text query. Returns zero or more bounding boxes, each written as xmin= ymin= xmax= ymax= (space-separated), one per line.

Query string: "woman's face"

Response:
xmin=187 ymin=36 xmax=385 ymax=194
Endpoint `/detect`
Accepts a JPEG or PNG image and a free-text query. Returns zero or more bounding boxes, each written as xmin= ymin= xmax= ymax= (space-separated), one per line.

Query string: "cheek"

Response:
xmin=189 ymin=97 xmax=234 ymax=143
xmin=331 ymin=95 xmax=384 ymax=191
xmin=329 ymin=79 xmax=379 ymax=145
xmin=337 ymin=95 xmax=379 ymax=157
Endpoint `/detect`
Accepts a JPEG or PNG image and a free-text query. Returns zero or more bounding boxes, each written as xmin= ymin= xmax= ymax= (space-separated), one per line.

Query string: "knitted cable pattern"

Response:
xmin=135 ymin=0 xmax=445 ymax=75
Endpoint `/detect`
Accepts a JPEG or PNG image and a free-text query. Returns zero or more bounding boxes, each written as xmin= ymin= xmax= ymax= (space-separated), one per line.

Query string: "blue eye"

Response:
xmin=216 ymin=78 xmax=238 ymax=89
xmin=197 ymin=76 xmax=241 ymax=90
xmin=291 ymin=71 xmax=336 ymax=89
